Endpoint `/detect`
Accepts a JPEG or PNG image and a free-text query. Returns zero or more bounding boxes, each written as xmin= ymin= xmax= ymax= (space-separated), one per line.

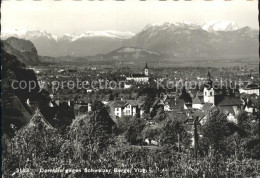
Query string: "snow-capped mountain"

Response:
xmin=1 ymin=29 xmax=58 ymax=40
xmin=1 ymin=21 xmax=258 ymax=57
xmin=143 ymin=22 xmax=201 ymax=31
xmin=201 ymin=21 xmax=239 ymax=32
xmin=125 ymin=21 xmax=258 ymax=57
xmin=70 ymin=31 xmax=134 ymax=41
xmin=1 ymin=29 xmax=134 ymax=41
xmin=1 ymin=30 xmax=134 ymax=56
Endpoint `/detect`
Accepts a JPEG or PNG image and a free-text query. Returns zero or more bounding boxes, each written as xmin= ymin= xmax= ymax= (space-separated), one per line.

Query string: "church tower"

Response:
xmin=144 ymin=62 xmax=149 ymax=76
xmin=203 ymin=71 xmax=215 ymax=105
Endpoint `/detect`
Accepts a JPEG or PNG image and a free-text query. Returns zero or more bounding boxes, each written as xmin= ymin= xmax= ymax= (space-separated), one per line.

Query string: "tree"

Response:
xmin=4 ymin=114 xmax=63 ymax=177
xmin=202 ymin=109 xmax=230 ymax=156
xmin=54 ymin=102 xmax=75 ymax=134
xmin=180 ymin=86 xmax=192 ymax=103
xmin=160 ymin=118 xmax=191 ymax=151
xmin=67 ymin=100 xmax=116 ymax=163
xmin=124 ymin=117 xmax=146 ymax=145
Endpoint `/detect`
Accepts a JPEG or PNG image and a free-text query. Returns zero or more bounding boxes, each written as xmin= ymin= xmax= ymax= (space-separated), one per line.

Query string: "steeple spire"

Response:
xmin=206 ymin=70 xmax=213 ymax=89
xmin=207 ymin=70 xmax=211 ymax=81
xmin=145 ymin=61 xmax=148 ymax=69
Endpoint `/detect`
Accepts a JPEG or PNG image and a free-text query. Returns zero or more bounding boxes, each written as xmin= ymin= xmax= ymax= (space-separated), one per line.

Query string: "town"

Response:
xmin=2 ymin=0 xmax=259 ymax=176
xmin=28 ymin=61 xmax=260 ymax=148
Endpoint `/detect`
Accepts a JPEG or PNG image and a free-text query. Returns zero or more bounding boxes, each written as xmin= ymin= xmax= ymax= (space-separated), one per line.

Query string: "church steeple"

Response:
xmin=207 ymin=70 xmax=212 ymax=81
xmin=206 ymin=70 xmax=213 ymax=89
xmin=204 ymin=70 xmax=215 ymax=105
xmin=144 ymin=62 xmax=149 ymax=76
xmin=145 ymin=62 xmax=148 ymax=69
xmin=207 ymin=71 xmax=211 ymax=80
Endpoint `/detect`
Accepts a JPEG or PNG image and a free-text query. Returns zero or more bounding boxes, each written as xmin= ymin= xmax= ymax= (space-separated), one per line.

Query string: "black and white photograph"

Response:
xmin=1 ymin=0 xmax=259 ymax=177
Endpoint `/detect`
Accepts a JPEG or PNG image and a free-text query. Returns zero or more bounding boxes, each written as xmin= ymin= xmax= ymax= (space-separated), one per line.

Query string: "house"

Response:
xmin=25 ymin=108 xmax=54 ymax=130
xmin=244 ymin=99 xmax=259 ymax=114
xmin=108 ymin=100 xmax=126 ymax=118
xmin=125 ymin=100 xmax=142 ymax=117
xmin=126 ymin=62 xmax=149 ymax=83
xmin=74 ymin=102 xmax=92 ymax=116
xmin=192 ymin=95 xmax=204 ymax=110
xmin=107 ymin=100 xmax=143 ymax=119
xmin=239 ymin=83 xmax=259 ymax=96
xmin=217 ymin=96 xmax=243 ymax=123
xmin=164 ymin=96 xmax=190 ymax=112
xmin=150 ymin=98 xmax=165 ymax=113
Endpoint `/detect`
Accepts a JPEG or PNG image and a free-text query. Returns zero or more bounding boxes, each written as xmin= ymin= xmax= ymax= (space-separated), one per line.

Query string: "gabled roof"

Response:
xmin=166 ymin=98 xmax=185 ymax=110
xmin=108 ymin=100 xmax=127 ymax=108
xmin=2 ymin=96 xmax=32 ymax=123
xmin=126 ymin=100 xmax=143 ymax=107
xmin=202 ymin=103 xmax=213 ymax=112
xmin=218 ymin=96 xmax=243 ymax=106
xmin=151 ymin=98 xmax=164 ymax=108
xmin=192 ymin=95 xmax=204 ymax=105
xmin=25 ymin=108 xmax=54 ymax=130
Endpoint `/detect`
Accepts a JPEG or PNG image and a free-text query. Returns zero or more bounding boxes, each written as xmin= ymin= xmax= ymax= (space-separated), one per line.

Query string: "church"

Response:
xmin=194 ymin=71 xmax=243 ymax=123
xmin=126 ymin=62 xmax=150 ymax=83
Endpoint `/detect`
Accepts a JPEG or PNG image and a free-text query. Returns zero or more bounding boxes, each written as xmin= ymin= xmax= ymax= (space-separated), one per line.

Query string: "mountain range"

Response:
xmin=1 ymin=21 xmax=258 ymax=58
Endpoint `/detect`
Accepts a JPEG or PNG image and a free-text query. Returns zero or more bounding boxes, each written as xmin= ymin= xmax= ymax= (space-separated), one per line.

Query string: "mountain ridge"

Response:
xmin=1 ymin=21 xmax=258 ymax=57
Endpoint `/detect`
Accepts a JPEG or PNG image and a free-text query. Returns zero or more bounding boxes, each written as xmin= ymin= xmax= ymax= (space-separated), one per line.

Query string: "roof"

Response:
xmin=202 ymin=103 xmax=213 ymax=112
xmin=166 ymin=98 xmax=185 ymax=110
xmin=192 ymin=95 xmax=204 ymax=105
xmin=219 ymin=106 xmax=235 ymax=116
xmin=108 ymin=100 xmax=127 ymax=108
xmin=218 ymin=96 xmax=243 ymax=106
xmin=131 ymin=74 xmax=148 ymax=78
xmin=2 ymin=96 xmax=32 ymax=123
xmin=244 ymin=84 xmax=259 ymax=90
xmin=126 ymin=100 xmax=143 ymax=107
xmin=25 ymin=108 xmax=54 ymax=130
xmin=192 ymin=111 xmax=206 ymax=119
xmin=151 ymin=98 xmax=164 ymax=108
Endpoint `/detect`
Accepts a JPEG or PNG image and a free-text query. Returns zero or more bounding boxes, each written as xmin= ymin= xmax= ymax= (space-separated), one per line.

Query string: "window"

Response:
xmin=210 ymin=92 xmax=212 ymax=96
xmin=205 ymin=92 xmax=207 ymax=96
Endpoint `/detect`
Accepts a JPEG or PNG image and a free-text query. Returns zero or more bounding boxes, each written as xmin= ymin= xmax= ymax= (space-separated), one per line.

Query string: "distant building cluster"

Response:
xmin=126 ymin=62 xmax=149 ymax=83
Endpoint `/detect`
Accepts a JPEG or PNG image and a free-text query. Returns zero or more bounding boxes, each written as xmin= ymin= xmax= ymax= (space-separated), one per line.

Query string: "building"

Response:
xmin=218 ymin=96 xmax=243 ymax=123
xmin=239 ymin=83 xmax=259 ymax=96
xmin=107 ymin=100 xmax=143 ymax=119
xmin=203 ymin=71 xmax=215 ymax=105
xmin=192 ymin=95 xmax=204 ymax=110
xmin=25 ymin=108 xmax=54 ymax=130
xmin=126 ymin=62 xmax=149 ymax=83
xmin=190 ymin=71 xmax=244 ymax=124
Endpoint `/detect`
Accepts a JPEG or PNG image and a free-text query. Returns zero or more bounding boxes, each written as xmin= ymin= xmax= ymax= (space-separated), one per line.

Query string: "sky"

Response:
xmin=1 ymin=0 xmax=259 ymax=35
